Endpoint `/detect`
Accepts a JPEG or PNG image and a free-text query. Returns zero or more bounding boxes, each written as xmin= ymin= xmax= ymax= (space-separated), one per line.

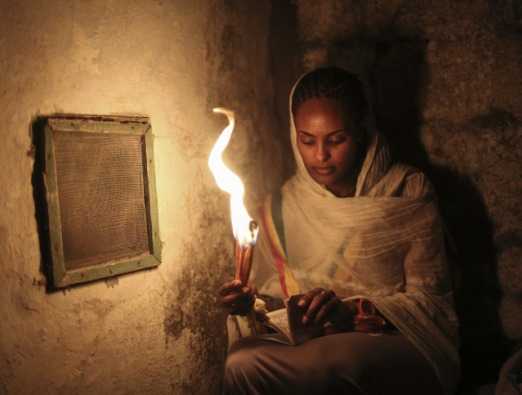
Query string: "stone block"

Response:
xmin=497 ymin=246 xmax=522 ymax=296
xmin=500 ymin=295 xmax=522 ymax=340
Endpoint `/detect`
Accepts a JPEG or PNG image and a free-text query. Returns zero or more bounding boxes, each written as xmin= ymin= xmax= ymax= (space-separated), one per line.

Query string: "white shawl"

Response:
xmin=251 ymin=71 xmax=461 ymax=394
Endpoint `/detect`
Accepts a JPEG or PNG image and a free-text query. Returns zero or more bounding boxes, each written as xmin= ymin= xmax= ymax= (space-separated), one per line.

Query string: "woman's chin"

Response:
xmin=309 ymin=173 xmax=355 ymax=197
xmin=311 ymin=174 xmax=338 ymax=189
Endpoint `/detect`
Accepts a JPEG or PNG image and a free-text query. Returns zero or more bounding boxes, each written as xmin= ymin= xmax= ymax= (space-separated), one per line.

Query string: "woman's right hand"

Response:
xmin=218 ymin=279 xmax=256 ymax=316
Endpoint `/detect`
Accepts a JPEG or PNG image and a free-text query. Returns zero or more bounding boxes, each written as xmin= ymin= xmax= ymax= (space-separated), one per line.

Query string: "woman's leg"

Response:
xmin=223 ymin=335 xmax=361 ymax=395
xmin=223 ymin=332 xmax=443 ymax=395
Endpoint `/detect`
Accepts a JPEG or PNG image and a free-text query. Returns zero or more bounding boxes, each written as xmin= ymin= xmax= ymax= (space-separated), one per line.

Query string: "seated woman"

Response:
xmin=219 ymin=67 xmax=460 ymax=395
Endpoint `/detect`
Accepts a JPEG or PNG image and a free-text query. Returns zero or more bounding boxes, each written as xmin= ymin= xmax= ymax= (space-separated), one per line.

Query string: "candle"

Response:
xmin=208 ymin=108 xmax=259 ymax=286
xmin=234 ymin=221 xmax=258 ymax=285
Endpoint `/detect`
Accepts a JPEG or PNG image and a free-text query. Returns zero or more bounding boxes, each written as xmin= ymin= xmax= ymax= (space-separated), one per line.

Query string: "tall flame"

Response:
xmin=208 ymin=108 xmax=258 ymax=246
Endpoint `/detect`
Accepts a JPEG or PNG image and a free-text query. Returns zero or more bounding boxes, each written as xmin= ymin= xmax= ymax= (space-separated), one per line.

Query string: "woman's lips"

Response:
xmin=312 ymin=166 xmax=335 ymax=176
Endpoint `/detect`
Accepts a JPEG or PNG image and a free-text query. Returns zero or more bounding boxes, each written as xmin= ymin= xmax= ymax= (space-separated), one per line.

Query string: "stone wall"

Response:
xmin=0 ymin=1 xmax=281 ymax=394
xmin=2 ymin=0 xmax=520 ymax=392
xmin=294 ymin=0 xmax=522 ymax=389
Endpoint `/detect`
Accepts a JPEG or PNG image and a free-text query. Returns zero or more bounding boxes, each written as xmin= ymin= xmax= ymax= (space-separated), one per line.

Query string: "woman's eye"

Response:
xmin=328 ymin=136 xmax=347 ymax=145
xmin=300 ymin=136 xmax=315 ymax=145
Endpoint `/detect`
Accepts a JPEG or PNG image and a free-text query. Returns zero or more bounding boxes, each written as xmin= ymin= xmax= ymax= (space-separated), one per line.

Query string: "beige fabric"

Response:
xmin=224 ymin=332 xmax=443 ymax=395
xmin=250 ymin=71 xmax=460 ymax=394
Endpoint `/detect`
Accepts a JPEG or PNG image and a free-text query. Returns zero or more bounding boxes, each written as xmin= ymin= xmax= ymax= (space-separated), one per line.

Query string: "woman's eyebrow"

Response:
xmin=298 ymin=129 xmax=348 ymax=136
xmin=326 ymin=129 xmax=349 ymax=136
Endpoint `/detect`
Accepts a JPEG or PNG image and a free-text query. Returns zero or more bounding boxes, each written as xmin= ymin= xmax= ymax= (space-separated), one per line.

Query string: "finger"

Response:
xmin=221 ymin=292 xmax=246 ymax=305
xmin=241 ymin=286 xmax=253 ymax=295
xmin=218 ymin=281 xmax=234 ymax=296
xmin=222 ymin=285 xmax=251 ymax=302
xmin=248 ymin=284 xmax=258 ymax=296
xmin=303 ymin=291 xmax=326 ymax=324
xmin=218 ymin=279 xmax=242 ymax=296
xmin=314 ymin=297 xmax=340 ymax=324
xmin=304 ymin=290 xmax=335 ymax=324
xmin=298 ymin=288 xmax=324 ymax=308
xmin=223 ymin=285 xmax=255 ymax=305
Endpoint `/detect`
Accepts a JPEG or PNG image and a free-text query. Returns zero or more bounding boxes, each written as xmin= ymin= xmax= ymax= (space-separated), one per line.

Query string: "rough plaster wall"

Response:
xmin=295 ymin=0 xmax=521 ymax=387
xmin=0 ymin=1 xmax=280 ymax=394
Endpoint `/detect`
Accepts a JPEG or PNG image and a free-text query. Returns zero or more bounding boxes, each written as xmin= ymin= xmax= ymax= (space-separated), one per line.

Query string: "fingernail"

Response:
xmin=242 ymin=287 xmax=249 ymax=293
xmin=302 ymin=315 xmax=308 ymax=324
xmin=298 ymin=299 xmax=305 ymax=307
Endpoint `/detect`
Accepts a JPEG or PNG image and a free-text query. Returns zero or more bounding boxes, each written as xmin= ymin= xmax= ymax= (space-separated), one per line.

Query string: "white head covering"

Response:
xmin=288 ymin=69 xmax=392 ymax=198
xmin=282 ymin=68 xmax=424 ymax=292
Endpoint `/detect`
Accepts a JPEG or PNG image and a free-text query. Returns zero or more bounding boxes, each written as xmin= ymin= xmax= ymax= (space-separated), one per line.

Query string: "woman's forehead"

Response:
xmin=294 ymin=97 xmax=352 ymax=130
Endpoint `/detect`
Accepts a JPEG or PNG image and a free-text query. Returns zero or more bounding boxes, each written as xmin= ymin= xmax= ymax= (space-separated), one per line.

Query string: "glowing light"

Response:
xmin=208 ymin=108 xmax=258 ymax=246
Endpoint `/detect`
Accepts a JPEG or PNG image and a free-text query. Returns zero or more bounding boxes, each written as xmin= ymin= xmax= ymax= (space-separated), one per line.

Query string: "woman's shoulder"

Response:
xmin=394 ymin=163 xmax=436 ymax=199
xmin=372 ymin=163 xmax=436 ymax=200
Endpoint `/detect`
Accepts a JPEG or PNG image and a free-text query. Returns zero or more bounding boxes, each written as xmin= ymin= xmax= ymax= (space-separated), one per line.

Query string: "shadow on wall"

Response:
xmin=31 ymin=116 xmax=55 ymax=293
xmin=269 ymin=0 xmax=300 ymax=183
xmin=368 ymin=35 xmax=511 ymax=389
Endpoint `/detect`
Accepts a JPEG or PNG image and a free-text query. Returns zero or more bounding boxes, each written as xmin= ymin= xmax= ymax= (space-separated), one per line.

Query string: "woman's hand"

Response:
xmin=219 ymin=279 xmax=256 ymax=316
xmin=298 ymin=288 xmax=356 ymax=328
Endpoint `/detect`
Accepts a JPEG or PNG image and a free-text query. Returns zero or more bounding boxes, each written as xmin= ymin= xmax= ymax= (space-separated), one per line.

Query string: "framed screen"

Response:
xmin=43 ymin=115 xmax=161 ymax=287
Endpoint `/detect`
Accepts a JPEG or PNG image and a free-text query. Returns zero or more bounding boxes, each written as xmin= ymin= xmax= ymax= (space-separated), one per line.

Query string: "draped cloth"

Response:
xmin=249 ymin=71 xmax=460 ymax=394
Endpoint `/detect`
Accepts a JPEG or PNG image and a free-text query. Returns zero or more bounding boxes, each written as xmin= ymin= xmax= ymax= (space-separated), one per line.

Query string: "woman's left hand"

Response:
xmin=298 ymin=288 xmax=355 ymax=327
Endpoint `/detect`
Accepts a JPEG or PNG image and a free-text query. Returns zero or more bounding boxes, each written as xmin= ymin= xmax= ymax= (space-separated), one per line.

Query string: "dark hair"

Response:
xmin=291 ymin=67 xmax=367 ymax=124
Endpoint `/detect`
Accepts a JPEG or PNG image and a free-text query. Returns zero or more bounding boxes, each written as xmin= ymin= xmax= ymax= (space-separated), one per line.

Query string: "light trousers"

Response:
xmin=224 ymin=332 xmax=443 ymax=395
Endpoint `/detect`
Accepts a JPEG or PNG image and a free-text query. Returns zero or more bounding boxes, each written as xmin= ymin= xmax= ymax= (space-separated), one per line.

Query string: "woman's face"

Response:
xmin=294 ymin=97 xmax=362 ymax=197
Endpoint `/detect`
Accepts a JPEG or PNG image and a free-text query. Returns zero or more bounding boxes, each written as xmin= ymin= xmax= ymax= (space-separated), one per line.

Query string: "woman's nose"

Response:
xmin=315 ymin=143 xmax=330 ymax=162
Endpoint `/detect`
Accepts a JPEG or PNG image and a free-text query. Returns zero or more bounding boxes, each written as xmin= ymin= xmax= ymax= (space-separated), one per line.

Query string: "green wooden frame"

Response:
xmin=44 ymin=115 xmax=161 ymax=288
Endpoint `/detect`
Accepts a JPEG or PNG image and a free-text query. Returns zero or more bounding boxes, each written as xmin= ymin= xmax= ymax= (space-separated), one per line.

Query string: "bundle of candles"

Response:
xmin=234 ymin=220 xmax=258 ymax=285
xmin=208 ymin=107 xmax=259 ymax=288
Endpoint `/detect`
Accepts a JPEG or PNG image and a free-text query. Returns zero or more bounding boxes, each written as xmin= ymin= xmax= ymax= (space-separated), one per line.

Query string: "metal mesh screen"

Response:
xmin=53 ymin=131 xmax=151 ymax=270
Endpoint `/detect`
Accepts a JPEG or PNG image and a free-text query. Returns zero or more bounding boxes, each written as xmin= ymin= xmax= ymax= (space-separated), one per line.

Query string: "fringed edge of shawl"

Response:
xmin=259 ymin=195 xmax=300 ymax=298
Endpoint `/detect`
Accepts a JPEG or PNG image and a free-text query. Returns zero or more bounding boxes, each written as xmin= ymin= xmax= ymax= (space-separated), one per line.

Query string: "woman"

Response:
xmin=219 ymin=67 xmax=460 ymax=395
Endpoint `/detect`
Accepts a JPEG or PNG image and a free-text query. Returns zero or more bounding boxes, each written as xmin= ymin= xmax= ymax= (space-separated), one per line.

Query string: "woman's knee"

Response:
xmin=225 ymin=346 xmax=256 ymax=377
xmin=224 ymin=342 xmax=266 ymax=393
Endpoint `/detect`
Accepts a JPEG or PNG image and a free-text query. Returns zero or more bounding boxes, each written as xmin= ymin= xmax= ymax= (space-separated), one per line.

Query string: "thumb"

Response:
xmin=247 ymin=282 xmax=257 ymax=295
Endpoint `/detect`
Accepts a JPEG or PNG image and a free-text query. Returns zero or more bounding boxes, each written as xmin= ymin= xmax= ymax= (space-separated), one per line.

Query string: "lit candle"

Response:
xmin=208 ymin=108 xmax=259 ymax=286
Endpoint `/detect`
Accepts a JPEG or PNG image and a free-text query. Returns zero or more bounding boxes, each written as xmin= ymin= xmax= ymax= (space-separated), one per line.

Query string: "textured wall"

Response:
xmin=294 ymin=0 xmax=521 ymax=388
xmin=0 ymin=1 xmax=280 ymax=394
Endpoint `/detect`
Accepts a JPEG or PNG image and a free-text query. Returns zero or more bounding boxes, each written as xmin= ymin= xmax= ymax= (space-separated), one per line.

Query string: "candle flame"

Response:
xmin=208 ymin=107 xmax=258 ymax=246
